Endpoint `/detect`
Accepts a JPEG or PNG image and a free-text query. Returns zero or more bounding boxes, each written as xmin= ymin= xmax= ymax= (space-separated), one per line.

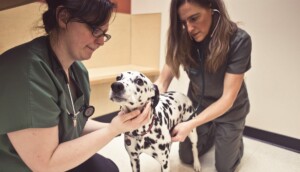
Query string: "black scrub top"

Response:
xmin=186 ymin=28 xmax=252 ymax=122
xmin=0 ymin=36 xmax=91 ymax=171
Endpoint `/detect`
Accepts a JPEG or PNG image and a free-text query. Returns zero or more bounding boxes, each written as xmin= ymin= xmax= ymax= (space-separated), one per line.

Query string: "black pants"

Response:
xmin=179 ymin=120 xmax=245 ymax=172
xmin=68 ymin=154 xmax=119 ymax=172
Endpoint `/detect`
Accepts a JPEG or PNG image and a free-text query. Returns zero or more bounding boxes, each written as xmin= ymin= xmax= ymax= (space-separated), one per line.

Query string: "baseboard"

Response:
xmin=93 ymin=112 xmax=300 ymax=153
xmin=243 ymin=126 xmax=300 ymax=153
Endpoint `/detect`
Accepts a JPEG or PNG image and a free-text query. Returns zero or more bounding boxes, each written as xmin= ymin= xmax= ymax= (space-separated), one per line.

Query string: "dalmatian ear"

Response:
xmin=151 ymin=84 xmax=160 ymax=108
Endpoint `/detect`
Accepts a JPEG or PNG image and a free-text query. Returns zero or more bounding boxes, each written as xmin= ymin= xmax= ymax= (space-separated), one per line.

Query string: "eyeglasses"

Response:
xmin=87 ymin=24 xmax=111 ymax=42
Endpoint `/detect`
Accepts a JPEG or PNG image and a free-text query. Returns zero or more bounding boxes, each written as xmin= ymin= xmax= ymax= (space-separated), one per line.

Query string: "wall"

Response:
xmin=131 ymin=0 xmax=165 ymax=14
xmin=0 ymin=3 xmax=45 ymax=53
xmin=225 ymin=0 xmax=300 ymax=139
xmin=159 ymin=0 xmax=300 ymax=139
xmin=131 ymin=13 xmax=160 ymax=68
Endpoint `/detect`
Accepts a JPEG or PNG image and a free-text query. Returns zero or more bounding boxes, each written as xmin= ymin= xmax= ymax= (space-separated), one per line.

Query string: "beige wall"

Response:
xmin=225 ymin=0 xmax=300 ymax=139
xmin=131 ymin=14 xmax=160 ymax=68
xmin=0 ymin=3 xmax=46 ymax=53
xmin=131 ymin=0 xmax=164 ymax=14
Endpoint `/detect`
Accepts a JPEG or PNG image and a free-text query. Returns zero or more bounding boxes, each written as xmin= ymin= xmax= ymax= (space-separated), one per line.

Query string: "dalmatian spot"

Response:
xmin=144 ymin=137 xmax=156 ymax=149
xmin=163 ymin=161 xmax=168 ymax=169
xmin=159 ymin=144 xmax=166 ymax=151
xmin=178 ymin=105 xmax=182 ymax=111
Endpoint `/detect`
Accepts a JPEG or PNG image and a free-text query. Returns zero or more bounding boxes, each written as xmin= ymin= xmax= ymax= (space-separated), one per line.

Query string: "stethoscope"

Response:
xmin=210 ymin=9 xmax=221 ymax=38
xmin=47 ymin=39 xmax=95 ymax=127
xmin=185 ymin=9 xmax=221 ymax=118
xmin=65 ymin=73 xmax=95 ymax=127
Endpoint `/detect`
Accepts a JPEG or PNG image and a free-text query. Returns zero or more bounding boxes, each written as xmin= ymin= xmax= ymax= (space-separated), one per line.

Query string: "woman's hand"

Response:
xmin=171 ymin=121 xmax=194 ymax=142
xmin=108 ymin=103 xmax=151 ymax=135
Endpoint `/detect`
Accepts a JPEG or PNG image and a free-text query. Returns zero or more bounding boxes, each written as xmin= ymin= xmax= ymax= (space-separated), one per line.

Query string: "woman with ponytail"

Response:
xmin=0 ymin=0 xmax=150 ymax=171
xmin=155 ymin=0 xmax=252 ymax=171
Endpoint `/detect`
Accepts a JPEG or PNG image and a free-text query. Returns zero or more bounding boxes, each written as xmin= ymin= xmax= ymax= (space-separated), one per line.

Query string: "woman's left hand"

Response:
xmin=171 ymin=121 xmax=194 ymax=142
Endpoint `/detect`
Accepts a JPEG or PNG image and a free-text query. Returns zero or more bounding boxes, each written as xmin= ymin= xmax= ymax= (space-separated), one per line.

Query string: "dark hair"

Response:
xmin=166 ymin=0 xmax=237 ymax=77
xmin=42 ymin=0 xmax=117 ymax=34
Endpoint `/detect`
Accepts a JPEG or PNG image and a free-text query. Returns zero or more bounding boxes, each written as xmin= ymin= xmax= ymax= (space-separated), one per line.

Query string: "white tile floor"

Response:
xmin=98 ymin=135 xmax=300 ymax=172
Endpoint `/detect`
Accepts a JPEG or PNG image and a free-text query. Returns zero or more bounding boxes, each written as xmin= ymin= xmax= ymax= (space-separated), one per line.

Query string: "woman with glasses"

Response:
xmin=155 ymin=0 xmax=252 ymax=171
xmin=0 ymin=0 xmax=151 ymax=171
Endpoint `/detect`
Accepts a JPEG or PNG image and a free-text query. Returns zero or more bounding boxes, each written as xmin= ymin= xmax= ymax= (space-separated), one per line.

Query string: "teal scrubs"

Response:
xmin=0 ymin=36 xmax=91 ymax=171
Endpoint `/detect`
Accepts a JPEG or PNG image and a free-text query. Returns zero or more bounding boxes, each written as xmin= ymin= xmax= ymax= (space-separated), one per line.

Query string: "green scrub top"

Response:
xmin=0 ymin=36 xmax=91 ymax=171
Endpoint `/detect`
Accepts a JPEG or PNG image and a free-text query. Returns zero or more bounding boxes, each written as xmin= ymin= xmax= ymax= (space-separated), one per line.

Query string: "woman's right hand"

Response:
xmin=108 ymin=102 xmax=151 ymax=135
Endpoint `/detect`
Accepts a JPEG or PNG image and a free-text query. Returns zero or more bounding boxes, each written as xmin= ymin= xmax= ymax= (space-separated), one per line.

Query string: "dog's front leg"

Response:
xmin=154 ymin=144 xmax=171 ymax=172
xmin=124 ymin=136 xmax=141 ymax=172
xmin=159 ymin=154 xmax=170 ymax=172
xmin=188 ymin=129 xmax=201 ymax=172
xmin=128 ymin=151 xmax=141 ymax=172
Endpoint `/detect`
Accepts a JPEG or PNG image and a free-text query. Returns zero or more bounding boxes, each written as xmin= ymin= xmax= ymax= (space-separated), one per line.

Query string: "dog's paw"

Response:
xmin=193 ymin=161 xmax=201 ymax=172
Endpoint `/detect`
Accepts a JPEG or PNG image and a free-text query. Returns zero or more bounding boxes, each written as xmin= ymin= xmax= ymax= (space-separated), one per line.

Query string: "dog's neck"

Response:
xmin=123 ymin=84 xmax=160 ymax=138
xmin=151 ymin=84 xmax=160 ymax=109
xmin=121 ymin=84 xmax=160 ymax=113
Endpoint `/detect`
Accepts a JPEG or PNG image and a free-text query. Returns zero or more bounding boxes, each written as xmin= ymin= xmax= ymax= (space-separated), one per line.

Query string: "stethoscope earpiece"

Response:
xmin=210 ymin=9 xmax=221 ymax=38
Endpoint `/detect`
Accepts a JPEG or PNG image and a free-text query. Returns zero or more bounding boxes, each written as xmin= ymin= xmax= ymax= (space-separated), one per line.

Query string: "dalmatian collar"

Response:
xmin=125 ymin=114 xmax=158 ymax=141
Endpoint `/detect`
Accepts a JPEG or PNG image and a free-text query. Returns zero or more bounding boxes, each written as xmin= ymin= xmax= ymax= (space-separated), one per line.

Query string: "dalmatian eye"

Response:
xmin=116 ymin=74 xmax=123 ymax=81
xmin=135 ymin=78 xmax=144 ymax=86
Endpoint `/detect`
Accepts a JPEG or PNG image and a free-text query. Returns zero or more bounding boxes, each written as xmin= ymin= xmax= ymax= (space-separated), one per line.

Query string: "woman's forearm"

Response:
xmin=81 ymin=119 xmax=109 ymax=135
xmin=191 ymin=95 xmax=235 ymax=128
xmin=8 ymin=125 xmax=119 ymax=172
xmin=48 ymin=125 xmax=118 ymax=172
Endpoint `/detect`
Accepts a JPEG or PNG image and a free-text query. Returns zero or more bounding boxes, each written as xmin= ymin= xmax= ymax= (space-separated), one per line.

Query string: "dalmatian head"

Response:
xmin=109 ymin=71 xmax=157 ymax=111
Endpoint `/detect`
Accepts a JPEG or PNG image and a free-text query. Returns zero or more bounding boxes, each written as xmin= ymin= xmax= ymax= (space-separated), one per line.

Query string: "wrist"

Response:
xmin=106 ymin=124 xmax=120 ymax=137
xmin=189 ymin=119 xmax=199 ymax=130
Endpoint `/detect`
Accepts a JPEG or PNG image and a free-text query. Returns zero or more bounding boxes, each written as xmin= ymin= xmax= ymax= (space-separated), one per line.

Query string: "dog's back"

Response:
xmin=154 ymin=91 xmax=194 ymax=131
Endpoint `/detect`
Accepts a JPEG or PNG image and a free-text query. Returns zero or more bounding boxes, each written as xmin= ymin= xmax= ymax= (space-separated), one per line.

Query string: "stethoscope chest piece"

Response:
xmin=84 ymin=105 xmax=95 ymax=118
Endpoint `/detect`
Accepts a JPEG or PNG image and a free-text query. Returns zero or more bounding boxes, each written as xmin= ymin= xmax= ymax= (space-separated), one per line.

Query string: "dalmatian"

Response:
xmin=109 ymin=71 xmax=201 ymax=172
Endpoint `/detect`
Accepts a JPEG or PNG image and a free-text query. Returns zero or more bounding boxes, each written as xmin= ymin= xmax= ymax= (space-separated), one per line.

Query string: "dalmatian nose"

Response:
xmin=111 ymin=82 xmax=124 ymax=93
